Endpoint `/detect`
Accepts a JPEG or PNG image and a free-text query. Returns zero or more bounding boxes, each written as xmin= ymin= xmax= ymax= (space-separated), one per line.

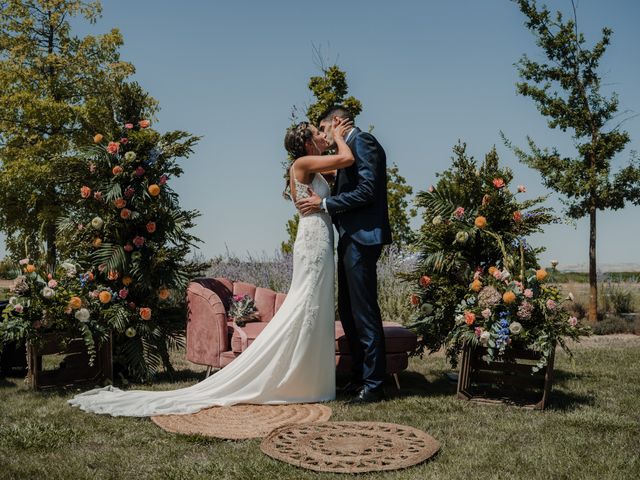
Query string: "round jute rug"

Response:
xmin=150 ymin=404 xmax=332 ymax=440
xmin=260 ymin=421 xmax=440 ymax=473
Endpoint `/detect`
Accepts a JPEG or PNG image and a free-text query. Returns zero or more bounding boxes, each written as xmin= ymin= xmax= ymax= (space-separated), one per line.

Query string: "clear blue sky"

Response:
xmin=3 ymin=0 xmax=640 ymax=270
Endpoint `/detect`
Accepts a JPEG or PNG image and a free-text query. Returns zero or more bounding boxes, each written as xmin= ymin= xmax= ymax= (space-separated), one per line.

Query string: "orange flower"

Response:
xmin=80 ymin=186 xmax=92 ymax=199
xmin=158 ymin=287 xmax=170 ymax=300
xmin=25 ymin=264 xmax=36 ymax=273
xmin=464 ymin=311 xmax=476 ymax=325
xmin=107 ymin=271 xmax=119 ymax=281
xmin=503 ymin=291 xmax=516 ymax=304
xmin=122 ymin=276 xmax=133 ymax=286
xmin=139 ymin=120 xmax=151 ymax=129
xmin=474 ymin=216 xmax=487 ymax=229
xmin=68 ymin=296 xmax=82 ymax=310
xmin=513 ymin=211 xmax=523 ymax=222
xmin=107 ymin=141 xmax=120 ymax=155
xmin=120 ymin=208 xmax=131 ymax=219
xmin=112 ymin=165 xmax=123 ymax=175
xmin=148 ymin=184 xmax=161 ymax=197
xmin=488 ymin=266 xmax=498 ymax=276
xmin=98 ymin=291 xmax=112 ymax=304
xmin=536 ymin=269 xmax=548 ymax=282
xmin=419 ymin=275 xmax=432 ymax=288
xmin=146 ymin=221 xmax=156 ymax=233
xmin=470 ymin=279 xmax=482 ymax=292
xmin=139 ymin=307 xmax=152 ymax=320
xmin=114 ymin=198 xmax=126 ymax=209
xmin=87 ymin=272 xmax=95 ymax=281
xmin=410 ymin=294 xmax=421 ymax=306
xmin=492 ymin=178 xmax=505 ymax=189
xmin=93 ymin=133 xmax=103 ymax=143
xmin=92 ymin=237 xmax=102 ymax=248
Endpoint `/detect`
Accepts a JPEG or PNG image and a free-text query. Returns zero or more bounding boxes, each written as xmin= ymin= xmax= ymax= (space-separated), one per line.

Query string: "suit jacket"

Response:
xmin=325 ymin=127 xmax=392 ymax=246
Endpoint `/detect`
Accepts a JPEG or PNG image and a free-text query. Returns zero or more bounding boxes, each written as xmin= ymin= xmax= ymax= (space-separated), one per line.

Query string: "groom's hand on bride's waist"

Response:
xmin=296 ymin=190 xmax=323 ymax=216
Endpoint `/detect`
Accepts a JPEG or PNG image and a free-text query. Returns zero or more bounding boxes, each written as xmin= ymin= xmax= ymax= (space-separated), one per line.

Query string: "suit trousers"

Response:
xmin=337 ymin=235 xmax=386 ymax=391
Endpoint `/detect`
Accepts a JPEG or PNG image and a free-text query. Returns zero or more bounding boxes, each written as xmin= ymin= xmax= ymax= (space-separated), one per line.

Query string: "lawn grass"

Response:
xmin=1 ymin=335 xmax=639 ymax=480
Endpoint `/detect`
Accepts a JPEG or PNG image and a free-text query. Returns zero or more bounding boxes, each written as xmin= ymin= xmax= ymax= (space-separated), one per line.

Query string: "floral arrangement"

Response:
xmin=1 ymin=259 xmax=109 ymax=363
xmin=407 ymin=143 xmax=590 ymax=369
xmin=228 ymin=294 xmax=260 ymax=327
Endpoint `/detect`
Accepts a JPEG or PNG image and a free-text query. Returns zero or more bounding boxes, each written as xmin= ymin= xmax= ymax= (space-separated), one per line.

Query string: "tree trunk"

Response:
xmin=588 ymin=205 xmax=598 ymax=323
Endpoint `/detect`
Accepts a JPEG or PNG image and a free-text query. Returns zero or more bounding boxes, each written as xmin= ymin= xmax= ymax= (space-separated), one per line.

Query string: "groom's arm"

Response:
xmin=324 ymin=133 xmax=381 ymax=214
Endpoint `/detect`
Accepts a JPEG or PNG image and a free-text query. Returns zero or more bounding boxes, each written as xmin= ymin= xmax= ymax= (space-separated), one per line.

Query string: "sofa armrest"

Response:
xmin=185 ymin=281 xmax=229 ymax=367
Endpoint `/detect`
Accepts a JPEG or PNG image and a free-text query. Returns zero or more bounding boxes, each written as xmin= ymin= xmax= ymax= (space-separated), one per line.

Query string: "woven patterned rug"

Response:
xmin=260 ymin=421 xmax=440 ymax=473
xmin=151 ymin=403 xmax=332 ymax=440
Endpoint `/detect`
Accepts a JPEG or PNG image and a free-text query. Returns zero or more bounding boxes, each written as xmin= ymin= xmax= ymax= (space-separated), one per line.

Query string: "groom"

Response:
xmin=296 ymin=105 xmax=392 ymax=403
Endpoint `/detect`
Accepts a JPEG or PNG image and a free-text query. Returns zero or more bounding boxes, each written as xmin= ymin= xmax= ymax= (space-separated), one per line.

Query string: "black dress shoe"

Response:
xmin=346 ymin=386 xmax=386 ymax=404
xmin=340 ymin=381 xmax=363 ymax=396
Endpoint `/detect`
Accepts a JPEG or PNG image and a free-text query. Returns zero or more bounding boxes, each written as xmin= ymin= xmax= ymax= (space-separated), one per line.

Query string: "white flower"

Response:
xmin=479 ymin=331 xmax=491 ymax=346
xmin=125 ymin=327 xmax=136 ymax=337
xmin=91 ymin=216 xmax=104 ymax=230
xmin=41 ymin=287 xmax=55 ymax=299
xmin=61 ymin=262 xmax=77 ymax=277
xmin=500 ymin=270 xmax=511 ymax=281
xmin=432 ymin=215 xmax=442 ymax=226
xmin=455 ymin=231 xmax=469 ymax=243
xmin=9 ymin=296 xmax=18 ymax=306
xmin=14 ymin=304 xmax=24 ymax=313
xmin=19 ymin=258 xmax=29 ymax=265
xmin=568 ymin=292 xmax=574 ymax=302
xmin=481 ymin=308 xmax=492 ymax=319
xmin=509 ymin=321 xmax=523 ymax=335
xmin=455 ymin=314 xmax=465 ymax=325
xmin=74 ymin=308 xmax=90 ymax=322
xmin=124 ymin=151 xmax=137 ymax=161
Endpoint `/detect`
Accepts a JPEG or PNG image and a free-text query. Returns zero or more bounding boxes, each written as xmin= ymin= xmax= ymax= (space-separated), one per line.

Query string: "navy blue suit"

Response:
xmin=325 ymin=127 xmax=392 ymax=391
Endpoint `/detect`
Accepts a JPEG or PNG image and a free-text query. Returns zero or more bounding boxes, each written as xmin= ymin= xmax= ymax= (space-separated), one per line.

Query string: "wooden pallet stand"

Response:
xmin=456 ymin=342 xmax=555 ymax=410
xmin=27 ymin=332 xmax=113 ymax=390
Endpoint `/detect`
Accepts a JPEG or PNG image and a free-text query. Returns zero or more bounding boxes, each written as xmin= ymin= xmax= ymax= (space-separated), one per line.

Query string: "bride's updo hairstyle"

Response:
xmin=284 ymin=122 xmax=312 ymax=159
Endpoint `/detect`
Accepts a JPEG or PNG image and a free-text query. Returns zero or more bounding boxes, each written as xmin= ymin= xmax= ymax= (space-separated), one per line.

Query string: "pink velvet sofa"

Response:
xmin=186 ymin=278 xmax=417 ymax=388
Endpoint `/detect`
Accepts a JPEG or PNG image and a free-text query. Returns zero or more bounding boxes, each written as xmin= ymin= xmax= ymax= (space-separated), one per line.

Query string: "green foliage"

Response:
xmin=0 ymin=1 xmax=158 ymax=266
xmin=406 ymin=142 xmax=590 ymax=367
xmin=386 ymin=162 xmax=417 ymax=248
xmin=305 ymin=65 xmax=362 ymax=125
xmin=280 ymin=213 xmax=299 ymax=255
xmin=506 ymin=0 xmax=640 ymax=322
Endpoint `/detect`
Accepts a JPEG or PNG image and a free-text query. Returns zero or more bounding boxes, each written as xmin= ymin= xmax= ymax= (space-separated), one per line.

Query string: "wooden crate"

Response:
xmin=27 ymin=332 xmax=113 ymax=390
xmin=456 ymin=343 xmax=555 ymax=410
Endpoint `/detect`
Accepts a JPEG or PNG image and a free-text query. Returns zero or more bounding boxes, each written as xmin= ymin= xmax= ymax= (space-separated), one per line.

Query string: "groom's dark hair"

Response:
xmin=319 ymin=105 xmax=353 ymax=125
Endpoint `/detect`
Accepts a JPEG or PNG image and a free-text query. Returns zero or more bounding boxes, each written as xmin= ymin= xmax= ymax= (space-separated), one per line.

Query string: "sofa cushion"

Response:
xmin=335 ymin=321 xmax=417 ymax=354
xmin=254 ymin=287 xmax=277 ymax=322
xmin=230 ymin=321 xmax=269 ymax=353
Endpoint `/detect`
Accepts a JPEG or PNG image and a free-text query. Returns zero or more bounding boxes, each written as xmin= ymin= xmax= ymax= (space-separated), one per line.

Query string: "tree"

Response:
xmin=281 ymin=62 xmax=416 ymax=252
xmin=505 ymin=0 xmax=640 ymax=323
xmin=0 ymin=0 xmax=157 ymax=267
xmin=387 ymin=162 xmax=417 ymax=248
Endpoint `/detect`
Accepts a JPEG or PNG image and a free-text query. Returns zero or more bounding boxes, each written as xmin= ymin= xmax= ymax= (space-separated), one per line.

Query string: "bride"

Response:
xmin=68 ymin=117 xmax=354 ymax=416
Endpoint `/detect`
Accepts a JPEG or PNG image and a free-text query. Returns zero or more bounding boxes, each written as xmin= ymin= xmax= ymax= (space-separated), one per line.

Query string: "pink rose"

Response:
xmin=119 ymin=288 xmax=129 ymax=299
xmin=492 ymin=270 xmax=502 ymax=280
xmin=19 ymin=258 xmax=29 ymax=265
xmin=454 ymin=207 xmax=465 ymax=219
xmin=482 ymin=308 xmax=492 ymax=319
xmin=546 ymin=299 xmax=557 ymax=310
xmin=159 ymin=174 xmax=168 ymax=186
xmin=123 ymin=243 xmax=134 ymax=252
xmin=125 ymin=123 xmax=134 ymax=129
xmin=568 ymin=316 xmax=578 ymax=327
xmin=121 ymin=137 xmax=129 ymax=144
xmin=93 ymin=191 xmax=103 ymax=201
xmin=124 ymin=186 xmax=135 ymax=198
xmin=428 ymin=185 xmax=434 ymax=193
xmin=474 ymin=327 xmax=483 ymax=337
xmin=135 ymin=167 xmax=145 ymax=176
xmin=233 ymin=295 xmax=243 ymax=302
xmin=88 ymin=162 xmax=96 ymax=174
xmin=14 ymin=304 xmax=24 ymax=313
xmin=518 ymin=184 xmax=526 ymax=193
xmin=524 ymin=289 xmax=533 ymax=298
xmin=47 ymin=279 xmax=57 ymax=288
xmin=133 ymin=236 xmax=145 ymax=247
xmin=89 ymin=290 xmax=99 ymax=299
xmin=492 ymin=178 xmax=505 ymax=189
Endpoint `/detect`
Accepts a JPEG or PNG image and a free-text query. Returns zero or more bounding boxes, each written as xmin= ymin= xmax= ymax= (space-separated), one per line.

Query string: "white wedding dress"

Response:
xmin=68 ymin=173 xmax=336 ymax=416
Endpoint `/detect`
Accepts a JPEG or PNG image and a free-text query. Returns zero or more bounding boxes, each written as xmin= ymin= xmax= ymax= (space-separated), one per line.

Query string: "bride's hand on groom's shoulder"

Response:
xmin=296 ymin=189 xmax=322 ymax=216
